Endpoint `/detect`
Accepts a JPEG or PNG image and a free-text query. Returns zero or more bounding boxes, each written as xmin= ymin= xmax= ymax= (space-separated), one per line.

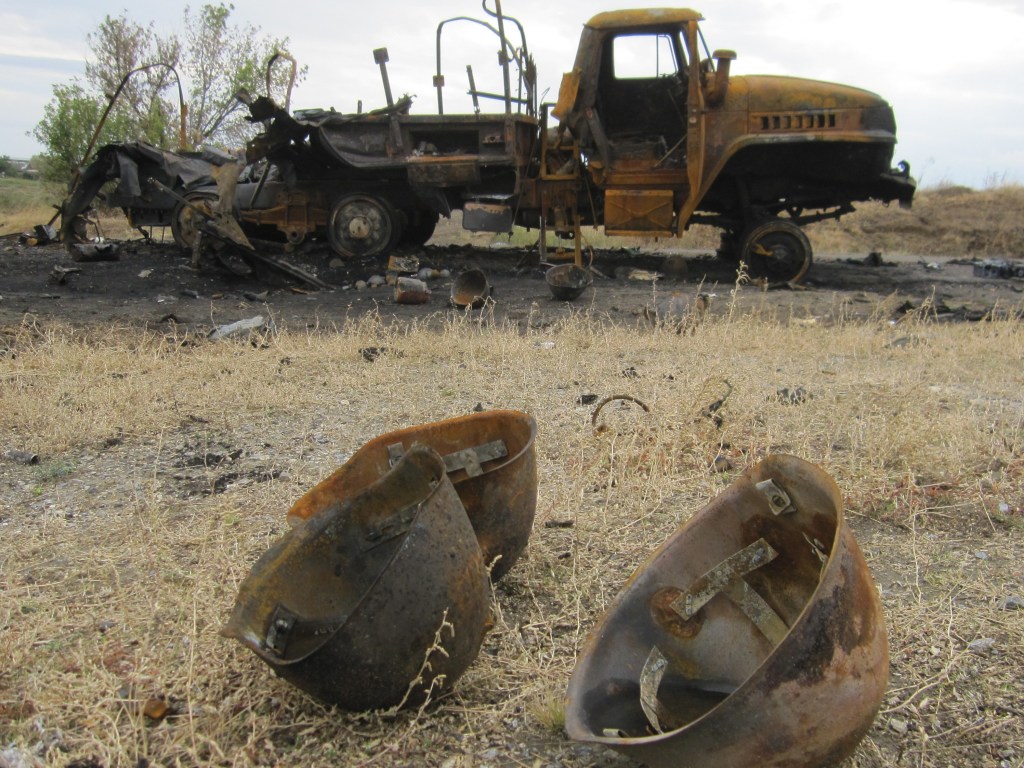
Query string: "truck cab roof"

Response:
xmin=584 ymin=8 xmax=703 ymax=30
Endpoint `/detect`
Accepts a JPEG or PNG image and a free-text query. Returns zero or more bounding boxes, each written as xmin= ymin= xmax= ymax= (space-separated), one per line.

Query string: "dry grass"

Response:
xmin=1 ymin=298 xmax=1023 ymax=766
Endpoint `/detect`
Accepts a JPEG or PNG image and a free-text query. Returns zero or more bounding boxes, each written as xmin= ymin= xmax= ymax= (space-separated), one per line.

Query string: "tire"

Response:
xmin=327 ymin=195 xmax=401 ymax=258
xmin=740 ymin=218 xmax=813 ymax=284
xmin=398 ymin=210 xmax=439 ymax=248
xmin=171 ymin=192 xmax=218 ymax=250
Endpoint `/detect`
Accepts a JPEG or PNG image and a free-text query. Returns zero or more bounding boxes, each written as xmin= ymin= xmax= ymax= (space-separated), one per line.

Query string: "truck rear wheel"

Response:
xmin=740 ymin=219 xmax=812 ymax=284
xmin=328 ymin=195 xmax=401 ymax=258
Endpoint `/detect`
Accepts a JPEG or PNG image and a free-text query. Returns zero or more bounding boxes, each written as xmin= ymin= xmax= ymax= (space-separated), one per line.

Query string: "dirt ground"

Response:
xmin=2 ymin=214 xmax=1024 ymax=767
xmin=2 ymin=221 xmax=1023 ymax=332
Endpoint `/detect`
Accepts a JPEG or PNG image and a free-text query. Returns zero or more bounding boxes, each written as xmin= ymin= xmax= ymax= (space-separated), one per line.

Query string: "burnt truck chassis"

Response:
xmin=58 ymin=4 xmax=915 ymax=286
xmin=233 ymin=5 xmax=913 ymax=283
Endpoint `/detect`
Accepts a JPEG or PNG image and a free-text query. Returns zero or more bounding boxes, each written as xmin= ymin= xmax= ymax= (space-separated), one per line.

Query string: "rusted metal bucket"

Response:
xmin=222 ymin=445 xmax=490 ymax=710
xmin=450 ymin=268 xmax=492 ymax=308
xmin=565 ymin=454 xmax=888 ymax=767
xmin=546 ymin=263 xmax=592 ymax=301
xmin=288 ymin=410 xmax=537 ymax=582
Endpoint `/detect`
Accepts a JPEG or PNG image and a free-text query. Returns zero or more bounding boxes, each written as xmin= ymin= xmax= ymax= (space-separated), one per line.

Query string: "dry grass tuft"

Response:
xmin=1 ymin=308 xmax=1022 ymax=766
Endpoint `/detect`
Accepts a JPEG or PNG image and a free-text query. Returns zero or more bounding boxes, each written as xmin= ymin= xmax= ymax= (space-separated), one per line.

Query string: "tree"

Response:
xmin=33 ymin=3 xmax=302 ymax=182
xmin=32 ymin=83 xmax=133 ymax=183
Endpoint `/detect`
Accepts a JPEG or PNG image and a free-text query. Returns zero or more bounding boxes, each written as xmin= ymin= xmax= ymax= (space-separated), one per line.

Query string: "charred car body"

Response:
xmin=62 ymin=4 xmax=914 ymax=283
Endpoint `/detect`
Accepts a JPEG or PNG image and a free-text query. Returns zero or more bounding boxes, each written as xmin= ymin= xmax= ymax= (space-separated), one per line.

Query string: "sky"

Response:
xmin=2 ymin=0 xmax=1023 ymax=188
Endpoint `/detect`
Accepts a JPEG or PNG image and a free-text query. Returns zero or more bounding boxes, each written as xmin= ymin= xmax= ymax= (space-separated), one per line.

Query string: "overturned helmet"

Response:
xmin=222 ymin=445 xmax=490 ymax=710
xmin=287 ymin=409 xmax=537 ymax=581
xmin=565 ymin=454 xmax=888 ymax=767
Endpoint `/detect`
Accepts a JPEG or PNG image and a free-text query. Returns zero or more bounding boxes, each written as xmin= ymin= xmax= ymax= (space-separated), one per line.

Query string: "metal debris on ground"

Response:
xmin=974 ymin=258 xmax=1024 ymax=279
xmin=774 ymin=386 xmax=810 ymax=405
xmin=70 ymin=243 xmax=120 ymax=262
xmin=394 ymin=277 xmax=431 ymax=304
xmin=2 ymin=449 xmax=40 ymax=465
xmin=49 ymin=266 xmax=81 ymax=285
xmin=208 ymin=315 xmax=269 ymax=340
xmin=590 ymin=394 xmax=652 ymax=430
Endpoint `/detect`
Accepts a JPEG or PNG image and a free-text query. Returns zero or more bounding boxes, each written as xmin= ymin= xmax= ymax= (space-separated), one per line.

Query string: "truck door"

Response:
xmin=590 ymin=29 xmax=692 ymax=236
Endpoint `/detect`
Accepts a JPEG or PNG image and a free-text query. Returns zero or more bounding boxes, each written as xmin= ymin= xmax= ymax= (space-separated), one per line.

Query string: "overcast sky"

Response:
xmin=2 ymin=0 xmax=1022 ymax=188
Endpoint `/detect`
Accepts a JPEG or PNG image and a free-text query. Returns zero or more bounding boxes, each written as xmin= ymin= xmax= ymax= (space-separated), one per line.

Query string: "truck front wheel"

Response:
xmin=740 ymin=219 xmax=813 ymax=284
xmin=328 ymin=195 xmax=401 ymax=258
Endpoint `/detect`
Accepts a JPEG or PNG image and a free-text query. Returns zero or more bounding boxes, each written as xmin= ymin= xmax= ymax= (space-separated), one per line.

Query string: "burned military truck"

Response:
xmin=65 ymin=3 xmax=914 ymax=284
xmin=226 ymin=4 xmax=913 ymax=283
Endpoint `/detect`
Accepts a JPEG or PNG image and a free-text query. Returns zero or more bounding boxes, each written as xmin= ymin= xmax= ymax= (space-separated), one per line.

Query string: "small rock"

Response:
xmin=888 ymin=717 xmax=909 ymax=735
xmin=713 ymin=454 xmax=733 ymax=472
xmin=974 ymin=550 xmax=989 ymax=560
xmin=967 ymin=637 xmax=996 ymax=656
xmin=775 ymin=386 xmax=811 ymax=405
xmin=143 ymin=697 xmax=170 ymax=721
xmin=0 ymin=746 xmax=43 ymax=768
xmin=1003 ymin=595 xmax=1024 ymax=611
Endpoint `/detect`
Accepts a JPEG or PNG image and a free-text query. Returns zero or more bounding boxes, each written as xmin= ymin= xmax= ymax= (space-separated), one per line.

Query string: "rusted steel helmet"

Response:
xmin=287 ymin=410 xmax=537 ymax=582
xmin=222 ymin=445 xmax=490 ymax=710
xmin=565 ymin=454 xmax=888 ymax=767
xmin=450 ymin=268 xmax=492 ymax=309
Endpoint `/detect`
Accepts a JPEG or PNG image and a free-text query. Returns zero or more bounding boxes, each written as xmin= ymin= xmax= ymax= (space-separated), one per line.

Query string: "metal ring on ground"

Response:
xmin=565 ymin=454 xmax=888 ymax=767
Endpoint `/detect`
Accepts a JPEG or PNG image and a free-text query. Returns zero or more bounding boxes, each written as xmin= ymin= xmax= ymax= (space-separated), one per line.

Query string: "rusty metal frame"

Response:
xmin=434 ymin=0 xmax=535 ymax=116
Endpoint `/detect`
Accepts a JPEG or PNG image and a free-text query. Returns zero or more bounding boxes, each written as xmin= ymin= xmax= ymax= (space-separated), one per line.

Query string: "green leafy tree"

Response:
xmin=33 ymin=3 xmax=302 ymax=182
xmin=32 ymin=83 xmax=133 ymax=182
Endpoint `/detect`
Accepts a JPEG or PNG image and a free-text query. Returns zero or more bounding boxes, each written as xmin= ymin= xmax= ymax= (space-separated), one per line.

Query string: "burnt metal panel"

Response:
xmin=604 ymin=190 xmax=675 ymax=235
xmin=407 ymin=155 xmax=482 ymax=186
xmin=462 ymin=201 xmax=514 ymax=232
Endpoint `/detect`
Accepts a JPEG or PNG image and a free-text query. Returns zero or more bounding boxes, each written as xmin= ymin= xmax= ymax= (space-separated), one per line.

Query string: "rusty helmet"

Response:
xmin=287 ymin=410 xmax=537 ymax=582
xmin=565 ymin=454 xmax=888 ymax=767
xmin=222 ymin=445 xmax=490 ymax=711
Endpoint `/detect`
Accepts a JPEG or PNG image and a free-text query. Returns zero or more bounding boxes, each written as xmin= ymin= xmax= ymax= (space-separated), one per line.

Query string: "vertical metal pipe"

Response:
xmin=493 ymin=0 xmax=512 ymax=114
xmin=374 ymin=48 xmax=395 ymax=108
